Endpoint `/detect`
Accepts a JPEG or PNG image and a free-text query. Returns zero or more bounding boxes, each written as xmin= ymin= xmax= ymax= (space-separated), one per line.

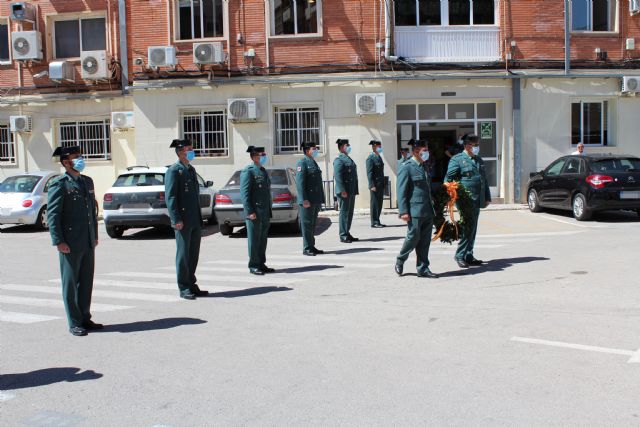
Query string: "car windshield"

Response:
xmin=113 ymin=173 xmax=165 ymax=187
xmin=0 ymin=175 xmax=42 ymax=193
xmin=225 ymin=169 xmax=289 ymax=186
xmin=590 ymin=158 xmax=640 ymax=173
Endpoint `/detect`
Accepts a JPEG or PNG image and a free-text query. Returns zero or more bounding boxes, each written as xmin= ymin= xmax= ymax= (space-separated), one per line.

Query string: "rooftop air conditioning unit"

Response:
xmin=11 ymin=31 xmax=42 ymax=61
xmin=622 ymin=76 xmax=640 ymax=93
xmin=148 ymin=46 xmax=177 ymax=68
xmin=228 ymin=98 xmax=258 ymax=121
xmin=81 ymin=50 xmax=109 ymax=80
xmin=49 ymin=61 xmax=75 ymax=82
xmin=111 ymin=112 xmax=135 ymax=130
xmin=10 ymin=115 xmax=32 ymax=133
xmin=631 ymin=0 xmax=640 ymax=15
xmin=10 ymin=2 xmax=37 ymax=22
xmin=356 ymin=93 xmax=386 ymax=115
xmin=193 ymin=42 xmax=224 ymax=64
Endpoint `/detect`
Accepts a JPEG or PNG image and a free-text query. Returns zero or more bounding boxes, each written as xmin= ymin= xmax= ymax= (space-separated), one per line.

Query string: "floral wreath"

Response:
xmin=432 ymin=182 xmax=474 ymax=244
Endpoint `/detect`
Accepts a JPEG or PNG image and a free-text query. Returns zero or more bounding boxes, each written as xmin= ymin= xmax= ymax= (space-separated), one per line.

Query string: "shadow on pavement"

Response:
xmin=98 ymin=317 xmax=207 ymax=333
xmin=212 ymin=286 xmax=292 ymax=298
xmin=0 ymin=368 xmax=103 ymax=390
xmin=325 ymin=247 xmax=384 ymax=255
xmin=357 ymin=236 xmax=404 ymax=243
xmin=273 ymin=265 xmax=344 ymax=274
xmin=0 ymin=225 xmax=45 ymax=234
xmin=437 ymin=256 xmax=550 ymax=278
xmin=117 ymin=224 xmax=219 ymax=240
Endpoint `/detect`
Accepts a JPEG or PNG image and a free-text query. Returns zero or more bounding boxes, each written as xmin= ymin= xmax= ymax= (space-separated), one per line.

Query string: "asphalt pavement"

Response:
xmin=1 ymin=208 xmax=639 ymax=426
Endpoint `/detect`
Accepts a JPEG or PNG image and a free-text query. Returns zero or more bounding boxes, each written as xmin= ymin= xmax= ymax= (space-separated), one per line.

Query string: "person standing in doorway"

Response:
xmin=572 ymin=142 xmax=585 ymax=155
xmin=296 ymin=141 xmax=325 ymax=256
xmin=366 ymin=140 xmax=386 ymax=228
xmin=333 ymin=138 xmax=359 ymax=243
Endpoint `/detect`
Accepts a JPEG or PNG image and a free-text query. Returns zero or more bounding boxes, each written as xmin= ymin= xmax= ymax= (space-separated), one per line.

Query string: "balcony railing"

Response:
xmin=395 ymin=26 xmax=501 ymax=63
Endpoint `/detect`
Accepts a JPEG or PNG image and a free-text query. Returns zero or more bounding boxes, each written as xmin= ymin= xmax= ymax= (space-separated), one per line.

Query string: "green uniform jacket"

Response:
xmin=397 ymin=157 xmax=409 ymax=172
xmin=445 ymin=151 xmax=492 ymax=208
xmin=240 ymin=164 xmax=272 ymax=217
xmin=165 ymin=161 xmax=202 ymax=227
xmin=48 ymin=173 xmax=98 ymax=252
xmin=333 ymin=153 xmax=359 ymax=196
xmin=366 ymin=153 xmax=385 ymax=190
xmin=295 ymin=156 xmax=325 ymax=205
xmin=397 ymin=158 xmax=435 ymax=220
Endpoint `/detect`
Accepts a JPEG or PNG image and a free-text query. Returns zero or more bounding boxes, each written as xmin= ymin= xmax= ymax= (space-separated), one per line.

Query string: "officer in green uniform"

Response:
xmin=333 ymin=138 xmax=359 ymax=243
xmin=48 ymin=146 xmax=102 ymax=336
xmin=395 ymin=140 xmax=438 ymax=279
xmin=445 ymin=134 xmax=492 ymax=268
xmin=397 ymin=147 xmax=410 ymax=171
xmin=296 ymin=141 xmax=325 ymax=256
xmin=165 ymin=139 xmax=208 ymax=299
xmin=240 ymin=146 xmax=275 ymax=275
xmin=366 ymin=140 xmax=386 ymax=228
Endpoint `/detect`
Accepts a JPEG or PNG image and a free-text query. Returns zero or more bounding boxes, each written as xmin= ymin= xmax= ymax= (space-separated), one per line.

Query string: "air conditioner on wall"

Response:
xmin=11 ymin=31 xmax=42 ymax=61
xmin=49 ymin=61 xmax=75 ymax=82
xmin=148 ymin=46 xmax=177 ymax=68
xmin=622 ymin=76 xmax=640 ymax=93
xmin=10 ymin=115 xmax=32 ymax=133
xmin=111 ymin=112 xmax=135 ymax=130
xmin=355 ymin=93 xmax=386 ymax=115
xmin=227 ymin=98 xmax=258 ymax=121
xmin=193 ymin=42 xmax=224 ymax=64
xmin=81 ymin=50 xmax=109 ymax=80
xmin=631 ymin=0 xmax=640 ymax=15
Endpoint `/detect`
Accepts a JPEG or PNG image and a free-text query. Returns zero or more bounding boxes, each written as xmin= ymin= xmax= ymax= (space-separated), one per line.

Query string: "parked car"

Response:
xmin=527 ymin=154 xmax=640 ymax=220
xmin=103 ymin=166 xmax=217 ymax=238
xmin=214 ymin=167 xmax=299 ymax=236
xmin=0 ymin=171 xmax=60 ymax=230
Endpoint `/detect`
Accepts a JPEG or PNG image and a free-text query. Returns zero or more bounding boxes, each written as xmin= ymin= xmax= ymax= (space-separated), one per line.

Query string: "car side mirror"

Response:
xmin=206 ymin=180 xmax=214 ymax=188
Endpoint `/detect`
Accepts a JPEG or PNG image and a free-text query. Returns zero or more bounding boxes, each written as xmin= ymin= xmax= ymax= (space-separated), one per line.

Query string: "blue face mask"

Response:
xmin=259 ymin=155 xmax=268 ymax=166
xmin=471 ymin=146 xmax=480 ymax=156
xmin=72 ymin=157 xmax=85 ymax=172
xmin=311 ymin=149 xmax=319 ymax=158
xmin=186 ymin=150 xmax=196 ymax=161
xmin=420 ymin=151 xmax=430 ymax=162
xmin=345 ymin=146 xmax=352 ymax=154
xmin=376 ymin=147 xmax=383 ymax=154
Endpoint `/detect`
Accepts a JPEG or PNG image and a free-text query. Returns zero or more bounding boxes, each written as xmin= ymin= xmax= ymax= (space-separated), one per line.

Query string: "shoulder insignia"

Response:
xmin=297 ymin=166 xmax=302 ymax=172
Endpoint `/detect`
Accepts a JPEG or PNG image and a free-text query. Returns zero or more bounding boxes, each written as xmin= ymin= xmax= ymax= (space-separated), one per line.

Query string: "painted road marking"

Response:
xmin=51 ymin=279 xmax=246 ymax=292
xmin=103 ymin=271 xmax=302 ymax=285
xmin=0 ymin=295 xmax=131 ymax=312
xmin=516 ymin=210 xmax=605 ymax=228
xmin=204 ymin=259 xmax=387 ymax=269
xmin=0 ymin=310 xmax=60 ymax=324
xmin=511 ymin=337 xmax=639 ymax=363
xmin=0 ymin=391 xmax=16 ymax=402
xmin=184 ymin=266 xmax=343 ymax=276
xmin=0 ymin=284 xmax=179 ymax=303
xmin=477 ymin=231 xmax=582 ymax=238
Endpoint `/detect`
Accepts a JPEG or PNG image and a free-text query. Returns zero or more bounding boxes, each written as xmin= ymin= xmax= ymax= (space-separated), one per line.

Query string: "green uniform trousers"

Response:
xmin=455 ymin=206 xmax=480 ymax=262
xmin=396 ymin=217 xmax=433 ymax=275
xmin=246 ymin=211 xmax=270 ymax=269
xmin=338 ymin=195 xmax=356 ymax=239
xmin=59 ymin=249 xmax=95 ymax=328
xmin=300 ymin=203 xmax=321 ymax=252
xmin=175 ymin=225 xmax=201 ymax=294
xmin=370 ymin=187 xmax=384 ymax=225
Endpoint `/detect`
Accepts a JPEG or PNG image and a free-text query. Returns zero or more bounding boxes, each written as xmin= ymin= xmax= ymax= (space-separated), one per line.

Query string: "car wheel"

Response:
xmin=527 ymin=189 xmax=542 ymax=213
xmin=106 ymin=225 xmax=125 ymax=239
xmin=219 ymin=223 xmax=233 ymax=236
xmin=572 ymin=193 xmax=592 ymax=221
xmin=35 ymin=205 xmax=49 ymax=230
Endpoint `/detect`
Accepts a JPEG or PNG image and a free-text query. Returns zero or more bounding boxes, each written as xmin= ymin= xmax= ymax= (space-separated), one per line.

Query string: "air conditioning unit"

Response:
xmin=148 ymin=46 xmax=177 ymax=68
xmin=10 ymin=115 xmax=32 ymax=133
xmin=622 ymin=76 xmax=640 ymax=93
xmin=10 ymin=2 xmax=37 ymax=22
xmin=631 ymin=0 xmax=640 ymax=15
xmin=11 ymin=31 xmax=42 ymax=61
xmin=49 ymin=61 xmax=75 ymax=82
xmin=81 ymin=50 xmax=109 ymax=80
xmin=355 ymin=93 xmax=386 ymax=115
xmin=111 ymin=112 xmax=135 ymax=130
xmin=193 ymin=42 xmax=224 ymax=64
xmin=227 ymin=98 xmax=258 ymax=121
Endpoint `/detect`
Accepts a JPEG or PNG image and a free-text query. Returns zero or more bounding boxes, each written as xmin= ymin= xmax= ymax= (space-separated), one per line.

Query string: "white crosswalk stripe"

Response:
xmin=0 ymin=295 xmax=131 ymax=312
xmin=0 ymin=284 xmax=179 ymax=302
xmin=0 ymin=310 xmax=60 ymax=324
xmin=50 ymin=279 xmax=246 ymax=293
xmin=187 ymin=266 xmax=344 ymax=276
xmin=204 ymin=259 xmax=388 ymax=269
xmin=102 ymin=271 xmax=302 ymax=285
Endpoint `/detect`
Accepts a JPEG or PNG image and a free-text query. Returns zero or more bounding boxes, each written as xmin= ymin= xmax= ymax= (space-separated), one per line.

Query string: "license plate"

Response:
xmin=123 ymin=203 xmax=149 ymax=209
xmin=620 ymin=191 xmax=640 ymax=200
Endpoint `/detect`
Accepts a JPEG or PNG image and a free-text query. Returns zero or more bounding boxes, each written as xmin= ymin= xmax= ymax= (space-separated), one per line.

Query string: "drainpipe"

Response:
xmin=384 ymin=0 xmax=394 ymax=61
xmin=564 ymin=0 xmax=570 ymax=74
xmin=118 ymin=0 xmax=129 ymax=94
xmin=512 ymin=78 xmax=522 ymax=203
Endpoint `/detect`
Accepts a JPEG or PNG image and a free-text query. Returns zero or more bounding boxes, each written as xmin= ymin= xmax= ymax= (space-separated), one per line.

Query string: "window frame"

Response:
xmin=570 ymin=0 xmax=619 ymax=33
xmin=47 ymin=12 xmax=108 ymax=61
xmin=269 ymin=0 xmax=324 ymax=38
xmin=173 ymin=0 xmax=228 ymax=42
xmin=394 ymin=0 xmax=499 ymax=27
xmin=273 ymin=104 xmax=324 ymax=155
xmin=56 ymin=118 xmax=112 ymax=161
xmin=179 ymin=107 xmax=230 ymax=158
xmin=0 ymin=18 xmax=11 ymax=65
xmin=571 ymin=99 xmax=610 ymax=147
xmin=0 ymin=122 xmax=17 ymax=165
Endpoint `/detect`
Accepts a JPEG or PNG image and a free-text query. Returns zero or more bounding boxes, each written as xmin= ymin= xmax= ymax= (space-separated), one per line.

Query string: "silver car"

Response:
xmin=0 ymin=171 xmax=60 ymax=230
xmin=214 ymin=167 xmax=299 ymax=236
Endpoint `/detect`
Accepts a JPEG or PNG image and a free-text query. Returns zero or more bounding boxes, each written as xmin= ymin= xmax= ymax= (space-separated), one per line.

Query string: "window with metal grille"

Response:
xmin=58 ymin=119 xmax=111 ymax=160
xmin=181 ymin=109 xmax=228 ymax=157
xmin=0 ymin=124 xmax=16 ymax=164
xmin=274 ymin=106 xmax=321 ymax=154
